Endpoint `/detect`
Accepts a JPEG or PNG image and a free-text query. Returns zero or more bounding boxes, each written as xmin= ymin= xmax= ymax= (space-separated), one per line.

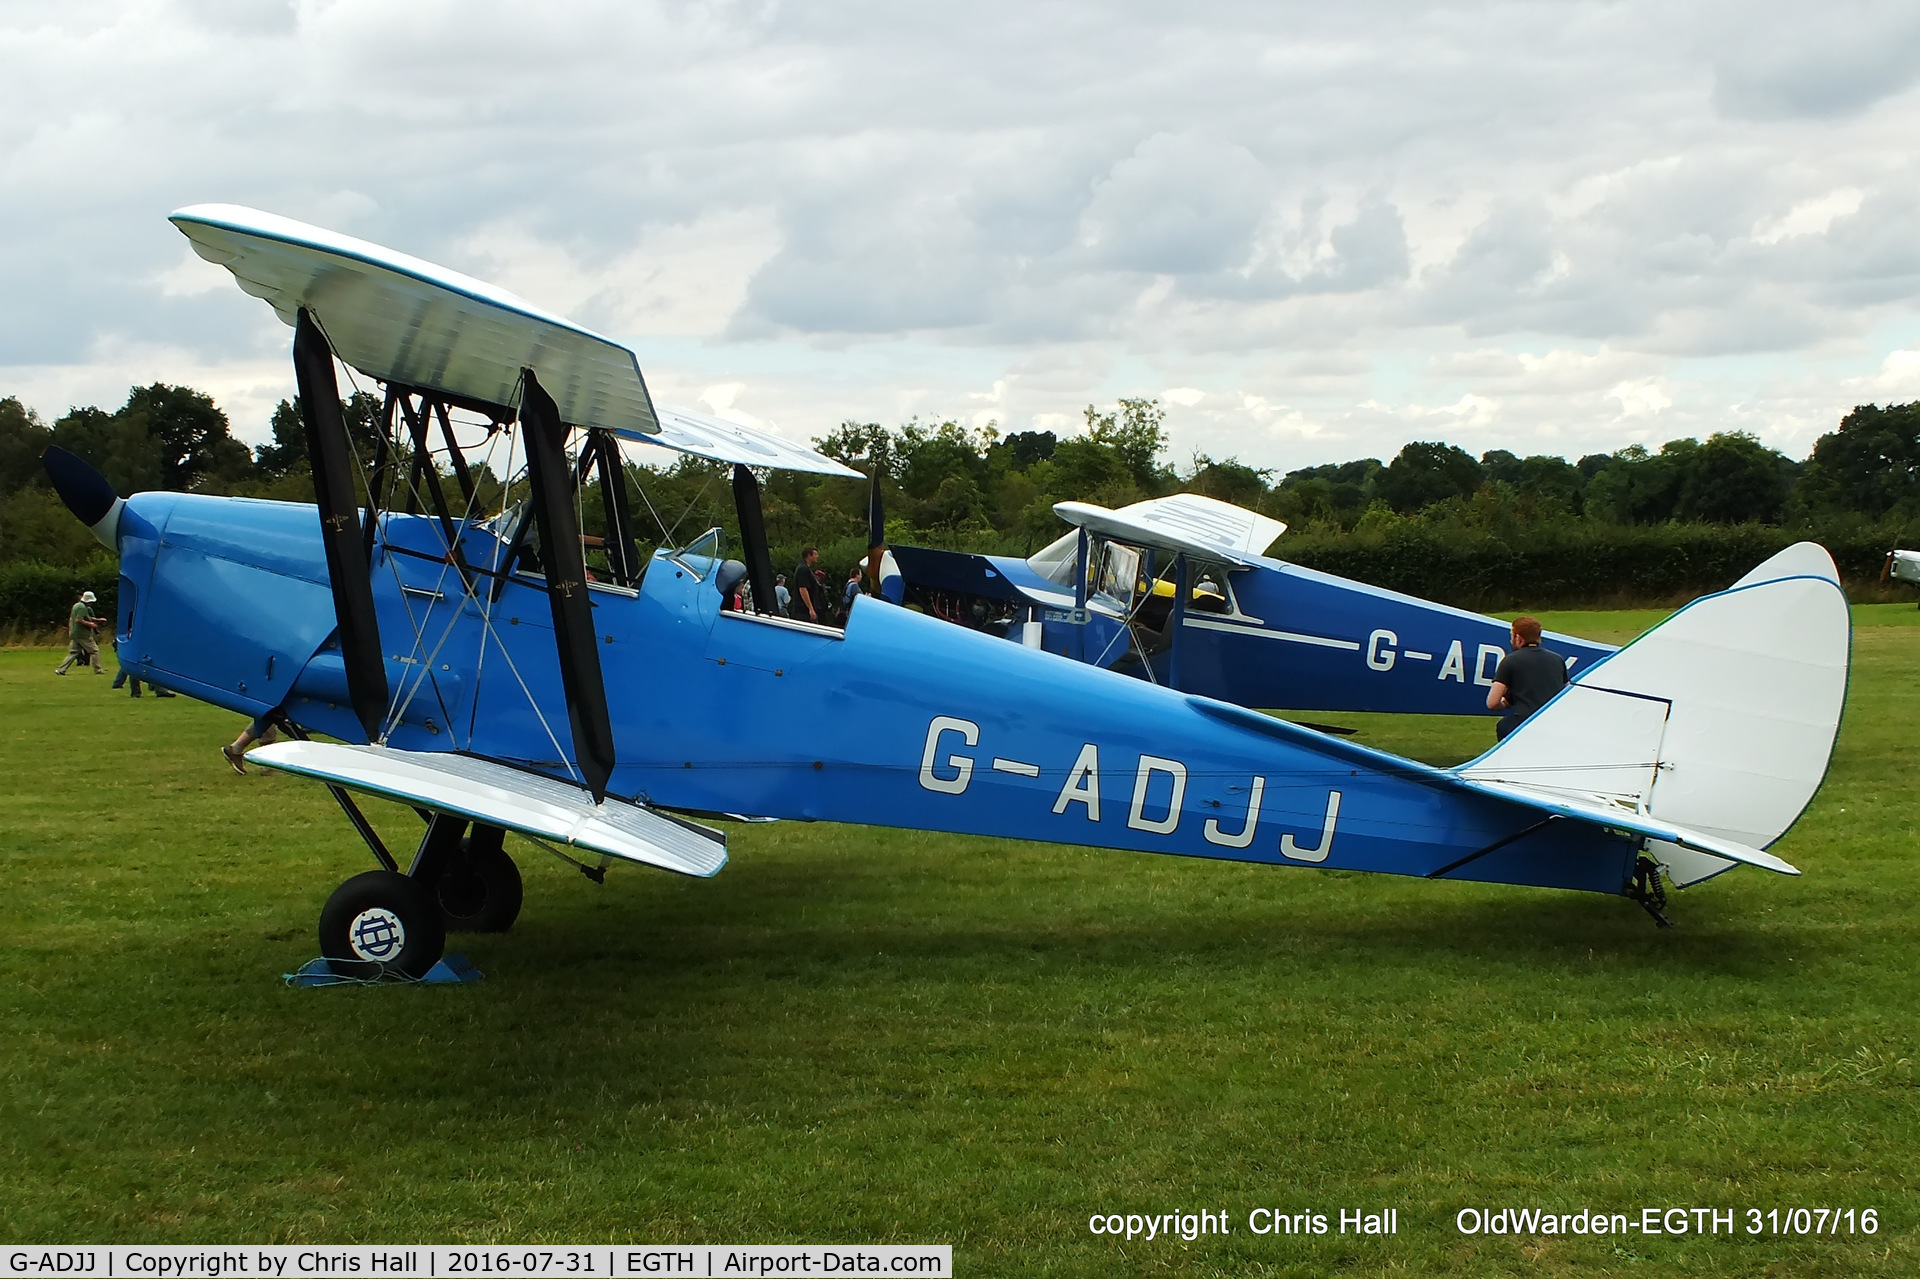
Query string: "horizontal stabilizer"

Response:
xmin=249 ymin=742 xmax=727 ymax=878
xmin=1449 ymin=776 xmax=1799 ymax=876
xmin=1459 ymin=545 xmax=1849 ymax=866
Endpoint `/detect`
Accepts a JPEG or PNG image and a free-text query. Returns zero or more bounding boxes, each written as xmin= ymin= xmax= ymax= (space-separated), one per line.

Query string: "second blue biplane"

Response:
xmin=44 ymin=205 xmax=1851 ymax=977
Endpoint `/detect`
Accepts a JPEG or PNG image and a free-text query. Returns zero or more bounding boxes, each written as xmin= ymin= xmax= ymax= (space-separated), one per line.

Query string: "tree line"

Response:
xmin=3 ymin=384 xmax=1917 ymax=626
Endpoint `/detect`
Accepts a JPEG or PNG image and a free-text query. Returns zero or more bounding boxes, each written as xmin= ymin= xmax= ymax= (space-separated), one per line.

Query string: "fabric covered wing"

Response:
xmin=249 ymin=741 xmax=727 ymax=877
xmin=617 ymin=404 xmax=862 ymax=477
xmin=170 ymin=204 xmax=659 ymax=437
xmin=1053 ymin=494 xmax=1287 ymax=565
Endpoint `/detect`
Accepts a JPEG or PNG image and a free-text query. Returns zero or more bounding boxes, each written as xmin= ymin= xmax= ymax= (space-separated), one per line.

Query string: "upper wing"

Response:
xmin=1053 ymin=493 xmax=1287 ymax=565
xmin=621 ymin=403 xmax=863 ymax=478
xmin=172 ymin=203 xmax=658 ymax=436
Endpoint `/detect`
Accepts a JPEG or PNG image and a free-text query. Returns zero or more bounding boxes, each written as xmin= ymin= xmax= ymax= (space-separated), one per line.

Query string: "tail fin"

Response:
xmin=1459 ymin=543 xmax=1850 ymax=883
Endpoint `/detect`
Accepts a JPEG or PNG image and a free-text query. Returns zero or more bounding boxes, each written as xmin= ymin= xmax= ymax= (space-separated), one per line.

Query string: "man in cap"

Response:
xmin=54 ymin=589 xmax=104 ymax=675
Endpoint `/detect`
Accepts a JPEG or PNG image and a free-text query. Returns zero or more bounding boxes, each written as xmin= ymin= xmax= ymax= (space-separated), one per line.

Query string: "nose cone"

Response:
xmin=41 ymin=446 xmax=125 ymax=549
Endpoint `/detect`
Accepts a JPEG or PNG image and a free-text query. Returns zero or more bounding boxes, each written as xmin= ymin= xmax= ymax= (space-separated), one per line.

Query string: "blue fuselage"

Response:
xmin=112 ymin=495 xmax=1641 ymax=897
xmin=1007 ymin=556 xmax=1616 ymax=714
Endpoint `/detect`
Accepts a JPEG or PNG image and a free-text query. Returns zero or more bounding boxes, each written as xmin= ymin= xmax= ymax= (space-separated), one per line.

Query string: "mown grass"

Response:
xmin=2 ymin=608 xmax=1916 ymax=1275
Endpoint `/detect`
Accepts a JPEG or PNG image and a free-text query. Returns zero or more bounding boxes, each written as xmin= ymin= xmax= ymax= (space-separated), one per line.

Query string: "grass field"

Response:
xmin=3 ymin=606 xmax=1917 ymax=1275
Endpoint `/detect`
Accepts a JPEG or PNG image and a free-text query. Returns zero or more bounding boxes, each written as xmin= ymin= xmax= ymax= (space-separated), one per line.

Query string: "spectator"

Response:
xmin=221 ymin=715 xmax=280 ymax=774
xmin=54 ymin=590 xmax=104 ymax=675
xmin=774 ymin=573 xmax=791 ymax=617
xmin=1486 ymin=616 xmax=1568 ymax=740
xmin=843 ymin=565 xmax=865 ymax=614
xmin=111 ymin=643 xmax=174 ymax=698
xmin=791 ymin=546 xmax=824 ymax=622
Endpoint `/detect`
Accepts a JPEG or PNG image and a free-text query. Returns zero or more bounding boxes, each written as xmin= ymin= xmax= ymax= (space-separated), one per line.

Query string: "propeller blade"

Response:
xmin=293 ymin=309 xmax=390 ymax=743
xmin=518 ymin=369 xmax=617 ymax=802
xmin=41 ymin=446 xmax=125 ymax=548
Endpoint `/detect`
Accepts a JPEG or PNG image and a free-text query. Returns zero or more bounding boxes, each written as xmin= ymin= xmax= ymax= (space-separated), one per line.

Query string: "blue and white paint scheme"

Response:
xmin=892 ymin=493 xmax=1618 ymax=716
xmin=43 ymin=204 xmax=1853 ymax=974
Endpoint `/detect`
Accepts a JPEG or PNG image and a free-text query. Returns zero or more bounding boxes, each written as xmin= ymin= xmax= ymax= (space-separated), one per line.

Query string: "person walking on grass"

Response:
xmin=111 ymin=643 xmax=175 ymax=698
xmin=54 ymin=590 xmax=104 ymax=675
xmin=1485 ymin=615 xmax=1568 ymax=741
xmin=221 ymin=714 xmax=280 ymax=774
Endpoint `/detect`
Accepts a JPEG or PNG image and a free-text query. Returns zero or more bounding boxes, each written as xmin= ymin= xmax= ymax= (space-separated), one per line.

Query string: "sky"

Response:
xmin=6 ymin=0 xmax=1920 ymax=474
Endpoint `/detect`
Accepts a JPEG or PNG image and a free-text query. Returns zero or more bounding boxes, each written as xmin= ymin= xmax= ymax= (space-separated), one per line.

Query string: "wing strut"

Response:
xmin=518 ymin=368 xmax=617 ymax=802
xmin=731 ymin=464 xmax=779 ymax=614
xmin=865 ymin=470 xmax=886 ymax=592
xmin=293 ymin=308 xmax=390 ymax=743
xmin=587 ymin=429 xmax=641 ymax=587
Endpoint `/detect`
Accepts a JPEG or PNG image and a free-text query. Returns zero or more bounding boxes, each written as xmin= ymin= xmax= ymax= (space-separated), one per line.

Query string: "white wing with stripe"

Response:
xmin=171 ymin=203 xmax=660 ymax=436
xmin=249 ymin=741 xmax=727 ymax=878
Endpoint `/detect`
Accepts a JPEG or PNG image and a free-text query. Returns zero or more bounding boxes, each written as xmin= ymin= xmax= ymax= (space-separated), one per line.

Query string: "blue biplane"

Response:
xmin=43 ymin=205 xmax=1852 ymax=977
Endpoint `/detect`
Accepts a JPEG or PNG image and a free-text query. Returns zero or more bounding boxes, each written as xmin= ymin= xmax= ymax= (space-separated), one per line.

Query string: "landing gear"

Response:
xmin=436 ymin=824 xmax=523 ymax=933
xmin=306 ymin=777 xmax=524 ymax=975
xmin=1626 ymin=854 xmax=1673 ymax=928
xmin=318 ymin=870 xmax=448 ymax=978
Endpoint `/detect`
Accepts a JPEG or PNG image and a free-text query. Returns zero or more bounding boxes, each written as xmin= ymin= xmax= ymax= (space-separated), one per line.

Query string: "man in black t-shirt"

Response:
xmin=791 ymin=546 xmax=824 ymax=623
xmin=1486 ymin=615 xmax=1568 ymax=740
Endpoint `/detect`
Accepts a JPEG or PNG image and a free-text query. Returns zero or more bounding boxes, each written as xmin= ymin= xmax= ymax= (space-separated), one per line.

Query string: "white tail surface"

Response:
xmin=1460 ymin=544 xmax=1850 ymax=876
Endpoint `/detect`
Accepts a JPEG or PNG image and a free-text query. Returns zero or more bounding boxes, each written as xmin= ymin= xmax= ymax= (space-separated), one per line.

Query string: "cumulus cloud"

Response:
xmin=5 ymin=0 xmax=1920 ymax=469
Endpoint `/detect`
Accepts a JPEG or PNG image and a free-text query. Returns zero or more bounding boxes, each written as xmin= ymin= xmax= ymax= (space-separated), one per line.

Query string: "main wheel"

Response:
xmin=436 ymin=826 xmax=523 ymax=933
xmin=318 ymin=870 xmax=447 ymax=979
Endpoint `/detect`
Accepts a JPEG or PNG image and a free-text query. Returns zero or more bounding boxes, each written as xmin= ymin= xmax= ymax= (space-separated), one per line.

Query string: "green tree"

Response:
xmin=992 ymin=431 xmax=1057 ymax=471
xmin=1480 ymin=449 xmax=1524 ymax=486
xmin=1082 ymin=397 xmax=1170 ymax=491
xmin=1186 ymin=454 xmax=1272 ymax=510
xmin=119 ymin=383 xmax=253 ymax=490
xmin=1585 ymin=442 xmax=1685 ymax=524
xmin=49 ymin=405 xmax=167 ymax=497
xmin=0 ymin=397 xmax=51 ymax=495
xmin=253 ymin=399 xmax=307 ymax=477
xmin=1377 ymin=441 xmax=1483 ymax=513
xmin=1797 ymin=402 xmax=1920 ymax=518
xmin=1674 ymin=431 xmax=1794 ymax=523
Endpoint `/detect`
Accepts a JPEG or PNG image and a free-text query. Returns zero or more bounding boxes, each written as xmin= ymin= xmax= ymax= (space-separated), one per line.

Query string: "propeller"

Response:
xmin=41 ymin=446 xmax=127 ymax=548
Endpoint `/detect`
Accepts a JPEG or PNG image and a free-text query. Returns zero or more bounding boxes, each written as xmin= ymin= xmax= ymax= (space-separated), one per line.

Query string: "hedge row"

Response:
xmin=1277 ymin=521 xmax=1906 ymax=610
xmin=0 ymin=559 xmax=119 ymax=631
xmin=1 ymin=521 xmax=1907 ymax=629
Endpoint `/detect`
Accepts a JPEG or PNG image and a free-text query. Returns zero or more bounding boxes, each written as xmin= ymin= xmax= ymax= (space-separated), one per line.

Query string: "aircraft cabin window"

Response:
xmin=1096 ymin=543 xmax=1141 ymax=604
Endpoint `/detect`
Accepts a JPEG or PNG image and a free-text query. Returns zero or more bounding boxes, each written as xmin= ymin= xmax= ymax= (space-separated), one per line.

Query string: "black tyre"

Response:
xmin=318 ymin=870 xmax=446 ymax=979
xmin=436 ymin=826 xmax=524 ymax=933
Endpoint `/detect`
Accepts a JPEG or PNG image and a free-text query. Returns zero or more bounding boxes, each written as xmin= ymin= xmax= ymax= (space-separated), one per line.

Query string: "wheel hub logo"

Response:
xmin=348 ymin=907 xmax=406 ymax=961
